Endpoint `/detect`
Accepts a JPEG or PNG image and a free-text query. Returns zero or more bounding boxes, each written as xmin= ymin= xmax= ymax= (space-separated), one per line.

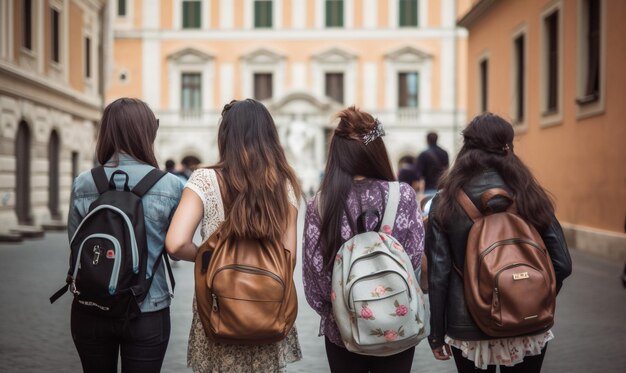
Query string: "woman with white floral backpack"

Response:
xmin=303 ymin=106 xmax=425 ymax=372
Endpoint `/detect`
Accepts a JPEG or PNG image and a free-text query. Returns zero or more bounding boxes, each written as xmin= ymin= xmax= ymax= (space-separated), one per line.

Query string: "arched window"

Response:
xmin=48 ymin=130 xmax=61 ymax=219
xmin=15 ymin=121 xmax=32 ymax=225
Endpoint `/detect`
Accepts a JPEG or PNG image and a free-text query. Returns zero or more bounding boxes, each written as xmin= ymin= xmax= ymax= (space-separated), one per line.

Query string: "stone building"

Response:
xmin=0 ymin=0 xmax=108 ymax=239
xmin=107 ymin=0 xmax=469 ymax=194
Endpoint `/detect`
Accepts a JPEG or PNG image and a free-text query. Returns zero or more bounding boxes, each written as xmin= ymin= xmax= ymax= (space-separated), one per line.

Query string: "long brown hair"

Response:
xmin=215 ymin=99 xmax=301 ymax=241
xmin=96 ymin=98 xmax=159 ymax=167
xmin=436 ymin=113 xmax=555 ymax=230
xmin=319 ymin=106 xmax=395 ymax=268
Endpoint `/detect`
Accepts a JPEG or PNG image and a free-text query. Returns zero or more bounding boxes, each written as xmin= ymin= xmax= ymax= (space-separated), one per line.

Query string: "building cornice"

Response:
xmin=0 ymin=62 xmax=102 ymax=120
xmin=457 ymin=0 xmax=500 ymax=29
xmin=113 ymin=28 xmax=468 ymax=40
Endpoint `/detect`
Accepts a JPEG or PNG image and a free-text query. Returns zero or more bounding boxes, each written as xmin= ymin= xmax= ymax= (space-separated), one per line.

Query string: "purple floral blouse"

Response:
xmin=302 ymin=179 xmax=425 ymax=348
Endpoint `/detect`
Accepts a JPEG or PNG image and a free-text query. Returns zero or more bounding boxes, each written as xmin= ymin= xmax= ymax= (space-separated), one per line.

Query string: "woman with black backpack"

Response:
xmin=65 ymin=98 xmax=183 ymax=372
xmin=426 ymin=113 xmax=572 ymax=372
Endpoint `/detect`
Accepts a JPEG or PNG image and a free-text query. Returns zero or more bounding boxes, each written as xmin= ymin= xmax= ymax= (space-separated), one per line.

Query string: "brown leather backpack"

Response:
xmin=193 ymin=173 xmax=298 ymax=345
xmin=456 ymin=188 xmax=556 ymax=337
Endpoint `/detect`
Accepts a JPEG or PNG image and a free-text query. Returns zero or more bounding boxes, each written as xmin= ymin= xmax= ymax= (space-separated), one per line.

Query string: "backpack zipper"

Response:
xmin=347 ymin=249 xmax=407 ymax=280
xmin=72 ymin=233 xmax=122 ymax=295
xmin=210 ymin=265 xmax=285 ymax=312
xmin=212 ymin=264 xmax=285 ymax=288
xmin=477 ymin=239 xmax=546 ymax=279
xmin=70 ymin=205 xmax=139 ymax=274
xmin=347 ymin=270 xmax=412 ymax=310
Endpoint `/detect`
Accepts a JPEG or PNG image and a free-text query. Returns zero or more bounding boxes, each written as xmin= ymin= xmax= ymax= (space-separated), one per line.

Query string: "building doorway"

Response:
xmin=48 ymin=130 xmax=61 ymax=219
xmin=15 ymin=121 xmax=32 ymax=225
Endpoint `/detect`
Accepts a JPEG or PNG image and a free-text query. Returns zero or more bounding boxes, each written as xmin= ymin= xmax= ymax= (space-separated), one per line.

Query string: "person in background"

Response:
xmin=426 ymin=113 xmax=572 ymax=372
xmin=303 ymin=106 xmax=424 ymax=372
xmin=68 ymin=98 xmax=183 ymax=372
xmin=415 ymin=132 xmax=449 ymax=198
xmin=165 ymin=99 xmax=303 ymax=372
xmin=398 ymin=155 xmax=419 ymax=191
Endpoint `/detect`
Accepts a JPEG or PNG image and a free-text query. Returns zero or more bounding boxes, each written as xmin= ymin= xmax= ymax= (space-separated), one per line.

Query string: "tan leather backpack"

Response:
xmin=193 ymin=173 xmax=297 ymax=345
xmin=456 ymin=188 xmax=556 ymax=337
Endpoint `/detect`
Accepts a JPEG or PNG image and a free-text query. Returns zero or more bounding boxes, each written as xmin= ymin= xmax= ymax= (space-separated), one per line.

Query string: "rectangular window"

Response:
xmin=399 ymin=0 xmax=418 ymax=27
xmin=181 ymin=73 xmax=202 ymax=111
xmin=545 ymin=10 xmax=559 ymax=113
xmin=253 ymin=73 xmax=273 ymax=101
xmin=23 ymin=0 xmax=32 ymax=50
xmin=479 ymin=59 xmax=488 ymax=113
xmin=398 ymin=72 xmax=419 ymax=108
xmin=254 ymin=0 xmax=273 ymax=28
xmin=51 ymin=9 xmax=60 ymax=63
xmin=84 ymin=37 xmax=91 ymax=78
xmin=513 ymin=34 xmax=525 ymax=123
xmin=325 ymin=73 xmax=344 ymax=104
xmin=182 ymin=0 xmax=201 ymax=29
xmin=326 ymin=0 xmax=344 ymax=27
xmin=71 ymin=152 xmax=80 ymax=180
xmin=118 ymin=0 xmax=127 ymax=17
xmin=579 ymin=0 xmax=600 ymax=103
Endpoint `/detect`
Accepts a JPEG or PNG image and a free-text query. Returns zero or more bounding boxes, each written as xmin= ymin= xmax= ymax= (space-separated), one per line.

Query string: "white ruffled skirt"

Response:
xmin=445 ymin=330 xmax=554 ymax=369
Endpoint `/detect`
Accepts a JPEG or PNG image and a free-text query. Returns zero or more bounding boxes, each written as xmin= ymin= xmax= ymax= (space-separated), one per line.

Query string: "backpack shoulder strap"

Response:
xmin=131 ymin=169 xmax=167 ymax=198
xmin=456 ymin=190 xmax=482 ymax=222
xmin=91 ymin=166 xmax=109 ymax=195
xmin=380 ymin=181 xmax=400 ymax=231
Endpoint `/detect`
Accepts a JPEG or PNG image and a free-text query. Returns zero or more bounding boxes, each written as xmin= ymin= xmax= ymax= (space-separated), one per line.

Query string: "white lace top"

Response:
xmin=183 ymin=168 xmax=302 ymax=373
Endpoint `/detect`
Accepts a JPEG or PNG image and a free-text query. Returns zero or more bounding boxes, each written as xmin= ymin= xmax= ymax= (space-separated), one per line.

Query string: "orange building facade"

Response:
xmin=107 ymin=0 xmax=469 ymax=194
xmin=459 ymin=0 xmax=626 ymax=258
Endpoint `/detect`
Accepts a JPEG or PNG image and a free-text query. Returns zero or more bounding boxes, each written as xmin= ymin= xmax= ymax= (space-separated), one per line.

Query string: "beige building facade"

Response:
xmin=108 ymin=0 xmax=469 ymax=194
xmin=459 ymin=0 xmax=626 ymax=259
xmin=0 ymin=0 xmax=107 ymax=239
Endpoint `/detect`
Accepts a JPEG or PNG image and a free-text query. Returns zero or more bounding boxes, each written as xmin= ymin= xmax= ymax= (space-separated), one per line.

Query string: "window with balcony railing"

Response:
xmin=254 ymin=73 xmax=273 ymax=101
xmin=398 ymin=72 xmax=419 ymax=108
xmin=325 ymin=73 xmax=344 ymax=104
xmin=181 ymin=73 xmax=202 ymax=114
xmin=254 ymin=0 xmax=273 ymax=28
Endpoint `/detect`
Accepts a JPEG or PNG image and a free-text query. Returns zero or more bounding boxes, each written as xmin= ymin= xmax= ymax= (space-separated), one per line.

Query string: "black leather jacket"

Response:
xmin=425 ymin=170 xmax=572 ymax=348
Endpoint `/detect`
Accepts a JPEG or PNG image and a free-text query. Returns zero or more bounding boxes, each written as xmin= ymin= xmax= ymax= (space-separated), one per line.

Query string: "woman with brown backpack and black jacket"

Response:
xmin=426 ymin=113 xmax=572 ymax=372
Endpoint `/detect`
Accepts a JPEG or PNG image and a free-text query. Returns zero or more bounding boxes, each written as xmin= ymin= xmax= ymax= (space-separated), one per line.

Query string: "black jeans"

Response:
xmin=324 ymin=336 xmax=415 ymax=373
xmin=71 ymin=303 xmax=170 ymax=373
xmin=451 ymin=343 xmax=548 ymax=373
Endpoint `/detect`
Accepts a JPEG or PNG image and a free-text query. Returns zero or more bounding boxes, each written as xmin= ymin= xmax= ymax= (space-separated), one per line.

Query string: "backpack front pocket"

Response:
xmin=349 ymin=271 xmax=418 ymax=346
xmin=210 ymin=265 xmax=285 ymax=340
xmin=492 ymin=263 xmax=550 ymax=329
xmin=74 ymin=234 xmax=122 ymax=296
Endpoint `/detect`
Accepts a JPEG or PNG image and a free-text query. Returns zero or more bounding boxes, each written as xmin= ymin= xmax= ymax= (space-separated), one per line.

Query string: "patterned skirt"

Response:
xmin=187 ymin=297 xmax=303 ymax=373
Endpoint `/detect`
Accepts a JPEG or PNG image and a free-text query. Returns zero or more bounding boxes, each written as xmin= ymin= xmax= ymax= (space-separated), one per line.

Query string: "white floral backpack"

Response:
xmin=331 ymin=182 xmax=429 ymax=356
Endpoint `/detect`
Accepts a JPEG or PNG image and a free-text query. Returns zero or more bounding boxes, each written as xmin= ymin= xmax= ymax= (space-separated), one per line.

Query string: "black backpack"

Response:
xmin=50 ymin=167 xmax=174 ymax=318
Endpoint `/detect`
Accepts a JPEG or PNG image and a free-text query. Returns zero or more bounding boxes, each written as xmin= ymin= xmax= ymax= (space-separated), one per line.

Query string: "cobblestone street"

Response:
xmin=1 ymin=232 xmax=624 ymax=372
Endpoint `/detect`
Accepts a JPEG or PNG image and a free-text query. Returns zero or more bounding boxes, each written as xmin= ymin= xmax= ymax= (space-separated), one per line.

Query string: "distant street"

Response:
xmin=0 ymin=232 xmax=624 ymax=372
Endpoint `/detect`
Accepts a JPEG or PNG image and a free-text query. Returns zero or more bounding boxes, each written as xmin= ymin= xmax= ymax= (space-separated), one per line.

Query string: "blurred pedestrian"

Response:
xmin=415 ymin=132 xmax=449 ymax=198
xmin=165 ymin=99 xmax=303 ymax=372
xmin=303 ymin=106 xmax=424 ymax=372
xmin=164 ymin=158 xmax=188 ymax=186
xmin=66 ymin=98 xmax=183 ymax=372
xmin=398 ymin=155 xmax=419 ymax=190
xmin=426 ymin=113 xmax=572 ymax=372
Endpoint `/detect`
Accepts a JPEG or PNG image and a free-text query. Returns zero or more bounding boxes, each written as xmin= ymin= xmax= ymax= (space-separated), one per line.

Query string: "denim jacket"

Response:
xmin=68 ymin=154 xmax=183 ymax=313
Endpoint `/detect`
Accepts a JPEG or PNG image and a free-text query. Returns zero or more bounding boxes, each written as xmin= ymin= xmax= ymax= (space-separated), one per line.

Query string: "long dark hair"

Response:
xmin=96 ymin=98 xmax=159 ymax=167
xmin=319 ymin=106 xmax=395 ymax=268
xmin=436 ymin=113 xmax=555 ymax=229
xmin=214 ymin=99 xmax=301 ymax=241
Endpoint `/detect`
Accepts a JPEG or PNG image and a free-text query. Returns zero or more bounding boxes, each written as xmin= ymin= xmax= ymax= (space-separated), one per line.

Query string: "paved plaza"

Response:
xmin=0 ymin=231 xmax=625 ymax=372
